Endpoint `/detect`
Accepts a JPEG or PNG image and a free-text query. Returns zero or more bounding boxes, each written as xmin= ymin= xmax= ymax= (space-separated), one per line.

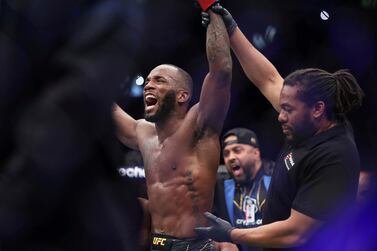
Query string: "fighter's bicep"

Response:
xmin=112 ymin=104 xmax=140 ymax=150
xmin=197 ymin=73 xmax=231 ymax=132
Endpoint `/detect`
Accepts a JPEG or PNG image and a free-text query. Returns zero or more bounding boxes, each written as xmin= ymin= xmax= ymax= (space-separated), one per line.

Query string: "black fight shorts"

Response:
xmin=150 ymin=233 xmax=218 ymax=251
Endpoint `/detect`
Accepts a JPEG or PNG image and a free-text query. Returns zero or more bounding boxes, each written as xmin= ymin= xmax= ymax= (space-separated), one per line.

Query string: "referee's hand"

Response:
xmin=194 ymin=212 xmax=235 ymax=242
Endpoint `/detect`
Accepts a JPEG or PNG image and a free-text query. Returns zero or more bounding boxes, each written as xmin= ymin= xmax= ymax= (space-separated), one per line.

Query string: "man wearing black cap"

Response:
xmin=213 ymin=128 xmax=275 ymax=251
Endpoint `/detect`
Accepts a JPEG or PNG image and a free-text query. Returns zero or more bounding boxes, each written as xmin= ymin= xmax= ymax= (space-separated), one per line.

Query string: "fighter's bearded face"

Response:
xmin=144 ymin=89 xmax=176 ymax=122
xmin=143 ymin=65 xmax=179 ymax=122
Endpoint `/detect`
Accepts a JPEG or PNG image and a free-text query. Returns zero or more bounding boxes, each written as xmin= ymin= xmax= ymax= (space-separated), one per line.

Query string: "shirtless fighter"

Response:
xmin=113 ymin=10 xmax=232 ymax=251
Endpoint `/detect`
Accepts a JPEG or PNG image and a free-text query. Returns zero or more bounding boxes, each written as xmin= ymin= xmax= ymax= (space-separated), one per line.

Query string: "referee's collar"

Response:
xmin=292 ymin=123 xmax=348 ymax=149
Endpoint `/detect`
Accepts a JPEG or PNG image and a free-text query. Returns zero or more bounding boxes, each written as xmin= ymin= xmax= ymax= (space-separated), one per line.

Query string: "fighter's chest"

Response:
xmin=140 ymin=137 xmax=184 ymax=178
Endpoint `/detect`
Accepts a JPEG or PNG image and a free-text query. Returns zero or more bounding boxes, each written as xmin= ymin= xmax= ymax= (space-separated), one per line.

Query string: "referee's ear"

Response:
xmin=312 ymin=101 xmax=326 ymax=119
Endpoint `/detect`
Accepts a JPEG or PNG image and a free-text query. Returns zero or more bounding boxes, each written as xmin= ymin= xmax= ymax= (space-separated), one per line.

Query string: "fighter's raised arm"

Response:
xmin=198 ymin=10 xmax=232 ymax=133
xmin=203 ymin=5 xmax=283 ymax=111
xmin=112 ymin=104 xmax=139 ymax=150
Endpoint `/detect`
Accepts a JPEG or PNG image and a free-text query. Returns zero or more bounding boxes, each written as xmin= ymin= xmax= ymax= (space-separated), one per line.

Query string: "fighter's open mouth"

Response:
xmin=145 ymin=95 xmax=157 ymax=106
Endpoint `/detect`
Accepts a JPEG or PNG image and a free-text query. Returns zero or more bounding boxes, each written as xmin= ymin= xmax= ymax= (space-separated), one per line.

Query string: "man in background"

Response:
xmin=213 ymin=128 xmax=274 ymax=251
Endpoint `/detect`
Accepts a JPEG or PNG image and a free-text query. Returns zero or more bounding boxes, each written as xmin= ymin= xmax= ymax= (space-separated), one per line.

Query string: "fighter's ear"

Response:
xmin=312 ymin=101 xmax=326 ymax=119
xmin=177 ymin=89 xmax=190 ymax=104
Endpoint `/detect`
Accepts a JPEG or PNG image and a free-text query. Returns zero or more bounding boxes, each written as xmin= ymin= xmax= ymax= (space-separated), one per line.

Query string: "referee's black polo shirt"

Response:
xmin=262 ymin=123 xmax=360 ymax=251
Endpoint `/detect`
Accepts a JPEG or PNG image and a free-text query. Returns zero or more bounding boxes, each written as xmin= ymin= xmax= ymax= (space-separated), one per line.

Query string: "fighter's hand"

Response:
xmin=194 ymin=212 xmax=235 ymax=243
xmin=201 ymin=4 xmax=238 ymax=35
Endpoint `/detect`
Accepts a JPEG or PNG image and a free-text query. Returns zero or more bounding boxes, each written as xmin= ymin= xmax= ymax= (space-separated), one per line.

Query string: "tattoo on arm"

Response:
xmin=206 ymin=11 xmax=231 ymax=73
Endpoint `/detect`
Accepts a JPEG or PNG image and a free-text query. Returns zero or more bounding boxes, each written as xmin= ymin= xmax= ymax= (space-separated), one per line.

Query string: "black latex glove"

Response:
xmin=201 ymin=4 xmax=238 ymax=35
xmin=194 ymin=212 xmax=235 ymax=242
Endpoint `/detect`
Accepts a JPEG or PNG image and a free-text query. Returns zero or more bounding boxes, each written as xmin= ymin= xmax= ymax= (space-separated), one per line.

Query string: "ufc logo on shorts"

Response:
xmin=153 ymin=237 xmax=167 ymax=246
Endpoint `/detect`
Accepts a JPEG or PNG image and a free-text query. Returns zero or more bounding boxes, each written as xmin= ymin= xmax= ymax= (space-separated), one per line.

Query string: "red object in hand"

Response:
xmin=197 ymin=0 xmax=217 ymax=11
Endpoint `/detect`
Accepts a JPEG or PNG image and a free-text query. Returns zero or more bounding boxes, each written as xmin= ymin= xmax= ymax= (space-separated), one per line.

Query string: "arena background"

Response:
xmin=118 ymin=0 xmax=377 ymax=171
